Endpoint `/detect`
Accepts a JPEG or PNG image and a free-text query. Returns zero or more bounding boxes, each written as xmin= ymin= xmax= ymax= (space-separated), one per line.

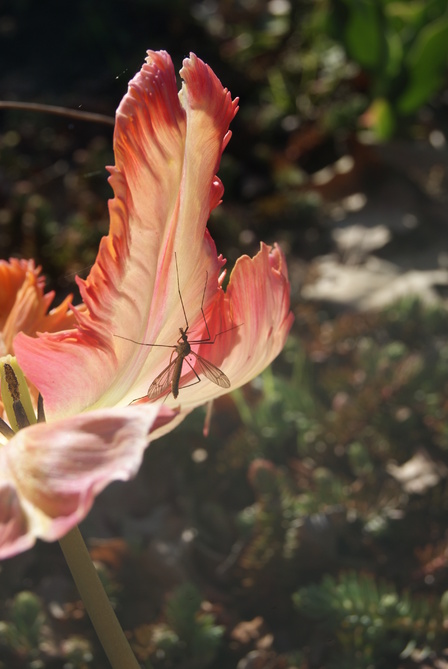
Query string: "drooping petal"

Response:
xmin=0 ymin=404 xmax=163 ymax=559
xmin=14 ymin=51 xmax=238 ymax=419
xmin=0 ymin=258 xmax=75 ymax=355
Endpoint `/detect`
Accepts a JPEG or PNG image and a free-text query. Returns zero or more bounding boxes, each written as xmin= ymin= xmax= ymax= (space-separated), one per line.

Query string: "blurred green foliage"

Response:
xmin=194 ymin=0 xmax=448 ymax=141
xmin=0 ymin=591 xmax=45 ymax=664
xmin=161 ymin=297 xmax=448 ymax=667
xmin=131 ymin=583 xmax=224 ymax=668
xmin=0 ymin=591 xmax=93 ymax=668
xmin=294 ymin=571 xmax=445 ymax=669
xmin=328 ymin=0 xmax=448 ymax=137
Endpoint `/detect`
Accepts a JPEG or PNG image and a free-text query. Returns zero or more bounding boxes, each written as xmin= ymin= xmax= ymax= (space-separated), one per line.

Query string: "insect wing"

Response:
xmin=147 ymin=358 xmax=178 ymax=400
xmin=191 ymin=352 xmax=231 ymax=388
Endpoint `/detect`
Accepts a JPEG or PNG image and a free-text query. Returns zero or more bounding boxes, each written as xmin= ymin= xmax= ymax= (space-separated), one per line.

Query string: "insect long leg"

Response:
xmin=199 ymin=266 xmax=211 ymax=341
xmin=114 ymin=334 xmax=176 ymax=348
xmin=180 ymin=356 xmax=202 ymax=390
xmin=190 ymin=322 xmax=241 ymax=346
xmin=195 ymin=262 xmax=242 ymax=346
xmin=175 ymin=252 xmax=189 ymax=332
xmin=175 ymin=252 xmax=214 ymax=342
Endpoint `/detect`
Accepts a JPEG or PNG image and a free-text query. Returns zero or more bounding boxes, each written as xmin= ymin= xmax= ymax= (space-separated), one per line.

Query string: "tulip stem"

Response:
xmin=59 ymin=525 xmax=140 ymax=669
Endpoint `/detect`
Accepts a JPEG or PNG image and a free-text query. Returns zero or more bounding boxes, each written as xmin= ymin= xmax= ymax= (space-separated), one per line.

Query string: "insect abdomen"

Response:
xmin=171 ymin=355 xmax=185 ymax=398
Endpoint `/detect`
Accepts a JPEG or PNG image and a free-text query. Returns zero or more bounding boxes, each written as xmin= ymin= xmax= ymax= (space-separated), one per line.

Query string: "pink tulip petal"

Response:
xmin=0 ymin=404 xmax=163 ymax=559
xmin=0 ymin=482 xmax=33 ymax=557
xmin=222 ymin=243 xmax=294 ymax=385
xmin=15 ymin=51 xmax=238 ymax=419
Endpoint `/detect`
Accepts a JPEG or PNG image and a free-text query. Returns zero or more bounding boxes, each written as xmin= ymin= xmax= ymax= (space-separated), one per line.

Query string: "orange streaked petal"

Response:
xmin=15 ymin=51 xmax=238 ymax=419
xmin=0 ymin=258 xmax=75 ymax=355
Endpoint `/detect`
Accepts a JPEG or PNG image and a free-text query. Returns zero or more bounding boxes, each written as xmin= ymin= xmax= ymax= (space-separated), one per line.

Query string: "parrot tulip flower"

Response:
xmin=0 ymin=50 xmax=293 ymax=561
xmin=15 ymin=50 xmax=293 ymax=417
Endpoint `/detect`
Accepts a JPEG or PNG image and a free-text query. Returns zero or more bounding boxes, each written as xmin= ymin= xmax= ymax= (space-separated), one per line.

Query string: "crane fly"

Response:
xmin=115 ymin=254 xmax=239 ymax=401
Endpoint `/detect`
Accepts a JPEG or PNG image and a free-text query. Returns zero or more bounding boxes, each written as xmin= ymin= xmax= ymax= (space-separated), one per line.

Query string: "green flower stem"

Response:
xmin=59 ymin=525 xmax=140 ymax=669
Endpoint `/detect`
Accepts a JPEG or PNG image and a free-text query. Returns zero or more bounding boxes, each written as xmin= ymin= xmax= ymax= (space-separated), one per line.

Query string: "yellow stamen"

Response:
xmin=0 ymin=355 xmax=37 ymax=431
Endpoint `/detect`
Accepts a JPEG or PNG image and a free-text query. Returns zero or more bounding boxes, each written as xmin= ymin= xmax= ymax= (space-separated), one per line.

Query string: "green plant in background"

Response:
xmin=0 ymin=591 xmax=46 ymax=666
xmin=0 ymin=590 xmax=94 ymax=669
xmin=169 ymin=296 xmax=448 ymax=665
xmin=164 ymin=583 xmax=224 ymax=667
xmin=131 ymin=583 xmax=224 ymax=669
xmin=294 ymin=571 xmax=446 ymax=668
xmin=193 ymin=0 xmax=448 ymax=142
xmin=328 ymin=0 xmax=448 ymax=138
